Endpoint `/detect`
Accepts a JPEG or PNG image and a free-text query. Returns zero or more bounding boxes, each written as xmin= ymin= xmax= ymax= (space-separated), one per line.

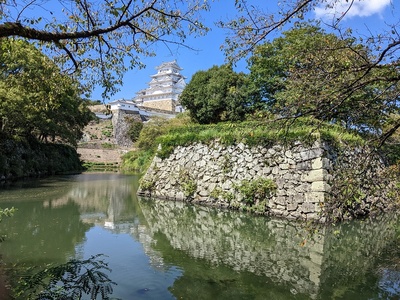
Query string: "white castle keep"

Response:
xmin=133 ymin=60 xmax=186 ymax=113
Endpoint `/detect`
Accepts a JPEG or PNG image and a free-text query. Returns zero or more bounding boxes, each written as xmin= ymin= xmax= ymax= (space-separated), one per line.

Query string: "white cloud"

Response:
xmin=314 ymin=0 xmax=391 ymax=19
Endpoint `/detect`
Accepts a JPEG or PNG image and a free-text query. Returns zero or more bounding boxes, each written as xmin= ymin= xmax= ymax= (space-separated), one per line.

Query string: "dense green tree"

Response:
xmin=0 ymin=38 xmax=93 ymax=145
xmin=248 ymin=25 xmax=400 ymax=137
xmin=0 ymin=0 xmax=210 ymax=96
xmin=220 ymin=0 xmax=400 ymax=145
xmin=180 ymin=64 xmax=251 ymax=124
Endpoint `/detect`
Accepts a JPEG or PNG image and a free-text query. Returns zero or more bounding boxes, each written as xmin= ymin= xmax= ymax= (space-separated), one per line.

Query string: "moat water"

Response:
xmin=0 ymin=173 xmax=399 ymax=299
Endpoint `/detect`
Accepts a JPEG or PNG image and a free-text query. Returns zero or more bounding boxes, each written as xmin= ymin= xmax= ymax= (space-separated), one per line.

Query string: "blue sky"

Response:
xmin=89 ymin=0 xmax=397 ymax=102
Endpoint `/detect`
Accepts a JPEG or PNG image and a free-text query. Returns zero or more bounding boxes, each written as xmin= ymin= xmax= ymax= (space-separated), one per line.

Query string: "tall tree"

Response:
xmin=220 ymin=0 xmax=400 ymax=145
xmin=0 ymin=38 xmax=93 ymax=145
xmin=0 ymin=0 xmax=210 ymax=96
xmin=248 ymin=25 xmax=400 ymax=135
xmin=180 ymin=64 xmax=250 ymax=124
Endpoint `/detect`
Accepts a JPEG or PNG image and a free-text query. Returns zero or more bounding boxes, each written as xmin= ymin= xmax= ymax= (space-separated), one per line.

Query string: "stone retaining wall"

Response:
xmin=141 ymin=99 xmax=174 ymax=112
xmin=138 ymin=140 xmax=396 ymax=222
xmin=111 ymin=109 xmax=142 ymax=147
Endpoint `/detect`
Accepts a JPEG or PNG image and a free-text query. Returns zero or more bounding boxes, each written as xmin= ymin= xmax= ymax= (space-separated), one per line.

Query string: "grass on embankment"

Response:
xmin=121 ymin=113 xmax=366 ymax=173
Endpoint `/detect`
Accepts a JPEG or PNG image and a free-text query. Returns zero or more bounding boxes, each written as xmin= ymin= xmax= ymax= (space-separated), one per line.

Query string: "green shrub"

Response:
xmin=101 ymin=129 xmax=112 ymax=138
xmin=127 ymin=120 xmax=143 ymax=142
xmin=155 ymin=117 xmax=366 ymax=159
xmin=234 ymin=177 xmax=277 ymax=205
xmin=140 ymin=177 xmax=157 ymax=194
xmin=179 ymin=168 xmax=197 ymax=198
xmin=101 ymin=142 xmax=115 ymax=149
xmin=210 ymin=187 xmax=235 ymax=203
xmin=121 ymin=114 xmax=192 ymax=171
xmin=121 ymin=149 xmax=154 ymax=173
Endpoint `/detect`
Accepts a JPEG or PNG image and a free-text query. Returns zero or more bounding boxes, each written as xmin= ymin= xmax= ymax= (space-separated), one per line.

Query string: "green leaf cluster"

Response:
xmin=248 ymin=24 xmax=400 ymax=137
xmin=180 ymin=64 xmax=254 ymax=124
xmin=0 ymin=38 xmax=93 ymax=145
xmin=13 ymin=254 xmax=116 ymax=300
xmin=126 ymin=119 xmax=144 ymax=142
xmin=179 ymin=168 xmax=197 ymax=198
xmin=122 ymin=113 xmax=192 ymax=172
xmin=234 ymin=178 xmax=277 ymax=205
xmin=0 ymin=1 xmax=211 ymax=97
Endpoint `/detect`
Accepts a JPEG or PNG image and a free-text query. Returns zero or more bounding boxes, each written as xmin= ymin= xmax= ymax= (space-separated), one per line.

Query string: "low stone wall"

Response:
xmin=138 ymin=140 xmax=396 ymax=222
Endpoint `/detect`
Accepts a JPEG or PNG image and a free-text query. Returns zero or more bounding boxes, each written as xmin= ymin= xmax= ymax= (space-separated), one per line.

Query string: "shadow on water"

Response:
xmin=0 ymin=173 xmax=398 ymax=299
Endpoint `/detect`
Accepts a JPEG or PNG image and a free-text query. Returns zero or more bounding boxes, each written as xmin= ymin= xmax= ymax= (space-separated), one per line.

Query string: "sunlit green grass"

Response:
xmin=121 ymin=114 xmax=366 ymax=172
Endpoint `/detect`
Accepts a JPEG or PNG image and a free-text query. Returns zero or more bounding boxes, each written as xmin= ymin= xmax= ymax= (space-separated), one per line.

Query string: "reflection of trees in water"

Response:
xmin=0 ymin=174 xmax=140 ymax=266
xmin=0 ymin=174 xmax=146 ymax=299
xmin=319 ymin=213 xmax=400 ymax=299
xmin=0 ymin=200 xmax=90 ymax=265
xmin=46 ymin=174 xmax=139 ymax=220
xmin=138 ymin=197 xmax=400 ymax=300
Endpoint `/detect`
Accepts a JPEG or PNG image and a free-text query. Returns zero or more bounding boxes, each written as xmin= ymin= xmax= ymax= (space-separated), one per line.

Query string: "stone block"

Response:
xmin=279 ymin=163 xmax=289 ymax=170
xmin=293 ymin=195 xmax=305 ymax=203
xmin=296 ymin=161 xmax=312 ymax=170
xmin=272 ymin=166 xmax=279 ymax=175
xmin=305 ymin=192 xmax=325 ymax=203
xmin=166 ymin=191 xmax=176 ymax=199
xmin=311 ymin=181 xmax=331 ymax=192
xmin=192 ymin=153 xmax=200 ymax=161
xmin=282 ymin=172 xmax=293 ymax=180
xmin=199 ymin=189 xmax=208 ymax=197
xmin=262 ymin=167 xmax=272 ymax=176
xmin=176 ymin=191 xmax=185 ymax=201
xmin=295 ymin=183 xmax=310 ymax=193
xmin=203 ymin=175 xmax=212 ymax=182
xmin=287 ymin=202 xmax=298 ymax=211
xmin=302 ymin=169 xmax=327 ymax=182
xmin=222 ymin=180 xmax=232 ymax=190
xmin=311 ymin=157 xmax=331 ymax=170
xmin=301 ymin=202 xmax=316 ymax=213
xmin=299 ymin=148 xmax=323 ymax=161
xmin=267 ymin=148 xmax=276 ymax=156
xmin=271 ymin=208 xmax=284 ymax=216
xmin=284 ymin=150 xmax=292 ymax=158
xmin=286 ymin=189 xmax=298 ymax=197
xmin=274 ymin=197 xmax=286 ymax=205
xmin=310 ymin=251 xmax=322 ymax=266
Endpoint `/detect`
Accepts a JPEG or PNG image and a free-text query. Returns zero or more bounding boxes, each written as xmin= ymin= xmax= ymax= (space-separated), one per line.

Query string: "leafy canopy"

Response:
xmin=0 ymin=38 xmax=93 ymax=145
xmin=220 ymin=0 xmax=400 ymax=147
xmin=180 ymin=64 xmax=251 ymax=124
xmin=248 ymin=24 xmax=400 ymax=138
xmin=0 ymin=0 xmax=210 ymax=97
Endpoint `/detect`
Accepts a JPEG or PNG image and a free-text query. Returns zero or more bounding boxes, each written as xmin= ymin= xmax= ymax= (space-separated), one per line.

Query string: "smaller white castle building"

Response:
xmin=108 ymin=99 xmax=139 ymax=112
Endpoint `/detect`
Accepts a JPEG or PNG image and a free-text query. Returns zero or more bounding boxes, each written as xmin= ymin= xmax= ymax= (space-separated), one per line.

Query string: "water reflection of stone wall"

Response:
xmin=138 ymin=198 xmax=325 ymax=298
xmin=138 ymin=197 xmax=399 ymax=299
